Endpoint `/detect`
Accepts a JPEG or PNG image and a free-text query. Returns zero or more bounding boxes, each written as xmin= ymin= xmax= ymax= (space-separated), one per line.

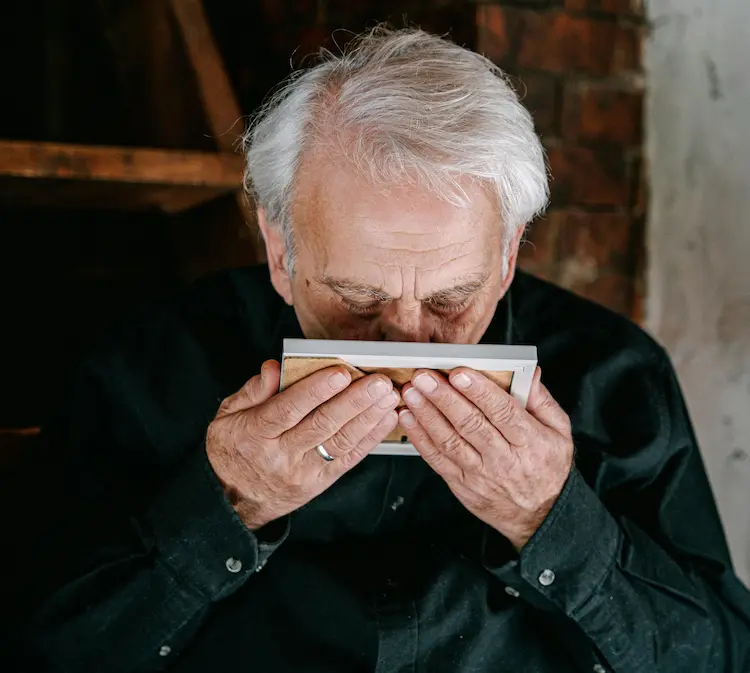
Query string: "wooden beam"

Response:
xmin=0 ymin=139 xmax=243 ymax=187
xmin=169 ymin=0 xmax=244 ymax=153
xmin=170 ymin=0 xmax=266 ymax=265
xmin=94 ymin=0 xmax=264 ymax=271
xmin=0 ymin=139 xmax=243 ymax=213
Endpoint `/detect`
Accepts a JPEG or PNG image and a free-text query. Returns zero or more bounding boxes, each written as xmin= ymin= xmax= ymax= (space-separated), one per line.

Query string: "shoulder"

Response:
xmin=85 ymin=264 xmax=282 ymax=374
xmin=511 ymin=272 xmax=681 ymax=470
xmin=91 ymin=265 xmax=280 ymax=354
xmin=51 ymin=266 xmax=286 ymax=468
xmin=511 ymin=271 xmax=668 ymax=377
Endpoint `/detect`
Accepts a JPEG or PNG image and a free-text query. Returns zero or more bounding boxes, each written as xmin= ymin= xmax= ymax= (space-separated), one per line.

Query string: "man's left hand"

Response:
xmin=399 ymin=367 xmax=574 ymax=550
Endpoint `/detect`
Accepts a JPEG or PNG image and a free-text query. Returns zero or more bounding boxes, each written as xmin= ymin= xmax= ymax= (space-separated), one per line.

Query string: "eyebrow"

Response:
xmin=317 ymin=274 xmax=488 ymax=303
xmin=425 ymin=279 xmax=486 ymax=303
xmin=318 ymin=276 xmax=392 ymax=301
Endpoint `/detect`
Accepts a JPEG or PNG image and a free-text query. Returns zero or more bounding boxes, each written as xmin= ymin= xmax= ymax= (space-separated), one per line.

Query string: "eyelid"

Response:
xmin=426 ymin=296 xmax=472 ymax=313
xmin=342 ymin=296 xmax=386 ymax=306
xmin=427 ymin=295 xmax=471 ymax=306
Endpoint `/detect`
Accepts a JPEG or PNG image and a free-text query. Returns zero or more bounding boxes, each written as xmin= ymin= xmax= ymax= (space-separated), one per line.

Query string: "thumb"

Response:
xmin=526 ymin=367 xmax=571 ymax=436
xmin=215 ymin=360 xmax=280 ymax=418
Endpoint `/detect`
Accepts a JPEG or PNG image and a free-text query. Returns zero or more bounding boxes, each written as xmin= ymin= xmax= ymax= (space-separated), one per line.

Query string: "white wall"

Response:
xmin=645 ymin=0 xmax=750 ymax=583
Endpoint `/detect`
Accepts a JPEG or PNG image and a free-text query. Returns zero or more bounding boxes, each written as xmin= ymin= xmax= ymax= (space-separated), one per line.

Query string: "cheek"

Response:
xmin=432 ymin=317 xmax=476 ymax=343
xmin=297 ymin=294 xmax=377 ymax=339
xmin=432 ymin=302 xmax=496 ymax=343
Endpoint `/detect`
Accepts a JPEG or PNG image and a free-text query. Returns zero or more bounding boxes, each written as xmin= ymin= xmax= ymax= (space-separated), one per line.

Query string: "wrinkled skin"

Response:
xmin=207 ymin=157 xmax=573 ymax=545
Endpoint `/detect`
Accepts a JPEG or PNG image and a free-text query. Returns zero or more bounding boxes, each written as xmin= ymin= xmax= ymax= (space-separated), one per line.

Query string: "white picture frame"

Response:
xmin=280 ymin=339 xmax=538 ymax=456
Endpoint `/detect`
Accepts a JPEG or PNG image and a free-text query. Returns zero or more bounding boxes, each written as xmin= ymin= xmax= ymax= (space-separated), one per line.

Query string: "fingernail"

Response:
xmin=413 ymin=373 xmax=437 ymax=394
xmin=451 ymin=372 xmax=471 ymax=389
xmin=378 ymin=391 xmax=399 ymax=409
xmin=399 ymin=409 xmax=416 ymax=428
xmin=384 ymin=410 xmax=399 ymax=429
xmin=403 ymin=387 xmax=424 ymax=407
xmin=329 ymin=372 xmax=350 ymax=390
xmin=368 ymin=377 xmax=391 ymax=399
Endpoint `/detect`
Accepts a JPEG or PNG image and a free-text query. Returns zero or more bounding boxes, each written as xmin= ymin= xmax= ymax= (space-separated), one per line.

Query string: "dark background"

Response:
xmin=0 ymin=0 xmax=645 ymax=444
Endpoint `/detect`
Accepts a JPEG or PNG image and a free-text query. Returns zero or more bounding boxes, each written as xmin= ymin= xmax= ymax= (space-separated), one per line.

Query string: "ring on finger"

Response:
xmin=316 ymin=443 xmax=335 ymax=462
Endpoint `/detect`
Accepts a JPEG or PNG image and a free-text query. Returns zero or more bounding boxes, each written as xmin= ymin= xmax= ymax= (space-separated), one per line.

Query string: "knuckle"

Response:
xmin=350 ymin=383 xmax=379 ymax=412
xmin=442 ymin=432 xmax=465 ymax=455
xmin=257 ymin=397 xmax=298 ymax=431
xmin=308 ymin=380 xmax=335 ymax=405
xmin=331 ymin=426 xmax=358 ymax=454
xmin=455 ymin=410 xmax=486 ymax=436
xmin=310 ymin=406 xmax=340 ymax=438
xmin=276 ymin=396 xmax=304 ymax=423
xmin=216 ymin=398 xmax=232 ymax=417
xmin=472 ymin=384 xmax=494 ymax=404
xmin=490 ymin=398 xmax=516 ymax=425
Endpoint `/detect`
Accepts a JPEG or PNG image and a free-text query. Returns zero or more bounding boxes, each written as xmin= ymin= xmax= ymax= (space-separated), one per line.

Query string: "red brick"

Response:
xmin=518 ymin=213 xmax=560 ymax=269
xmin=564 ymin=0 xmax=644 ymax=16
xmin=476 ymin=5 xmax=516 ymax=68
xmin=511 ymin=10 xmax=641 ymax=75
xmin=633 ymin=158 xmax=647 ymax=217
xmin=517 ymin=73 xmax=558 ymax=136
xmin=556 ymin=210 xmax=635 ymax=272
xmin=560 ymin=268 xmax=635 ymax=316
xmin=562 ymin=84 xmax=642 ymax=145
xmin=547 ymin=145 xmax=631 ymax=206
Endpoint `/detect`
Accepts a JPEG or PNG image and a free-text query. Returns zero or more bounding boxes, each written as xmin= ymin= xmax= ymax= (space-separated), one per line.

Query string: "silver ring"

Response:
xmin=316 ymin=444 xmax=335 ymax=462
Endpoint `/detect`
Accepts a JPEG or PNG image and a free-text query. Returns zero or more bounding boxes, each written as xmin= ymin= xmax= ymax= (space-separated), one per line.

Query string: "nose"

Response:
xmin=380 ymin=301 xmax=431 ymax=342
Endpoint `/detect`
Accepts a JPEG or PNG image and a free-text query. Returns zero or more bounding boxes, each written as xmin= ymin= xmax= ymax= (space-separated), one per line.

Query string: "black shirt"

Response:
xmin=2 ymin=266 xmax=749 ymax=672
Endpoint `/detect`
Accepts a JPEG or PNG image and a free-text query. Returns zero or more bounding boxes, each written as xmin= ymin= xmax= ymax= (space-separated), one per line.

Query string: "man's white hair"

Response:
xmin=242 ymin=26 xmax=549 ymax=274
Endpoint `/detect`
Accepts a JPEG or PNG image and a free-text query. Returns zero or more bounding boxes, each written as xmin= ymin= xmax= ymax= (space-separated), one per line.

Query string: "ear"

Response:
xmin=257 ymin=207 xmax=293 ymax=305
xmin=499 ymin=224 xmax=527 ymax=294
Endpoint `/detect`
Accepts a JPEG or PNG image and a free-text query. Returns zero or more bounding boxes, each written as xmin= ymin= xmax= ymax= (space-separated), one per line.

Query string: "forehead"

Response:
xmin=293 ymin=156 xmax=502 ymax=289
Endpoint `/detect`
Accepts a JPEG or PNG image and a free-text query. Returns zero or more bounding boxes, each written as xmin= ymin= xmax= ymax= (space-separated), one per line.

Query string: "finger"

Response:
xmin=307 ymin=409 xmax=399 ymax=476
xmin=299 ymin=387 xmax=400 ymax=459
xmin=409 ymin=370 xmax=505 ymax=459
xmin=280 ymin=374 xmax=394 ymax=452
xmin=447 ymin=368 xmax=536 ymax=446
xmin=401 ymin=383 xmax=482 ymax=471
xmin=254 ymin=365 xmax=354 ymax=437
xmin=398 ymin=408 xmax=463 ymax=481
xmin=526 ymin=368 xmax=571 ymax=436
xmin=216 ymin=360 xmax=280 ymax=418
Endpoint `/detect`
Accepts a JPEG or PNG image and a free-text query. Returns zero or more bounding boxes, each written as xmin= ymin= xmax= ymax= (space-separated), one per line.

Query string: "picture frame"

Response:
xmin=280 ymin=339 xmax=538 ymax=456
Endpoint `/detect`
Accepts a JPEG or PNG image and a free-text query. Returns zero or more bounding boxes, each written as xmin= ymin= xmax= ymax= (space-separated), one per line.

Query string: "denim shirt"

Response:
xmin=2 ymin=266 xmax=749 ymax=672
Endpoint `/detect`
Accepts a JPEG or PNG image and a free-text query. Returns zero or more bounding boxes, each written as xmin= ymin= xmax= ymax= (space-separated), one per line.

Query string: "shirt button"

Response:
xmin=390 ymin=496 xmax=405 ymax=511
xmin=255 ymin=558 xmax=268 ymax=572
xmin=538 ymin=569 xmax=556 ymax=586
xmin=504 ymin=586 xmax=521 ymax=598
xmin=158 ymin=645 xmax=171 ymax=657
xmin=593 ymin=665 xmax=607 ymax=673
xmin=225 ymin=557 xmax=243 ymax=573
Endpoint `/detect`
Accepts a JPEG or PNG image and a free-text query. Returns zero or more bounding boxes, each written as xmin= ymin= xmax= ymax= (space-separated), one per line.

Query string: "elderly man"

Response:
xmin=3 ymin=26 xmax=749 ymax=673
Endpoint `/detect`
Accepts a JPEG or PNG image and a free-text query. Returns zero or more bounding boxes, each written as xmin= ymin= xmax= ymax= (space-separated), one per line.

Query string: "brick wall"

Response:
xmin=225 ymin=0 xmax=646 ymax=320
xmin=477 ymin=0 xmax=646 ymax=319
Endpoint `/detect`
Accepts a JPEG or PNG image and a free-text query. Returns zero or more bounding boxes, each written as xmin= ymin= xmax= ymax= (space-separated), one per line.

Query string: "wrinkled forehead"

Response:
xmin=291 ymin=154 xmax=503 ymax=264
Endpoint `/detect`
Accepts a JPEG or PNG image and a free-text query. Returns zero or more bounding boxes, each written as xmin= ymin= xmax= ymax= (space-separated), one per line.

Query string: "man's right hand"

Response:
xmin=206 ymin=360 xmax=399 ymax=530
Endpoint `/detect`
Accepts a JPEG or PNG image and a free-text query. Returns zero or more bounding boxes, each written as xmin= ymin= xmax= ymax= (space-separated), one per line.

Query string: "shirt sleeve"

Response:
xmin=482 ymin=348 xmax=750 ymax=673
xmin=0 ymin=356 xmax=289 ymax=673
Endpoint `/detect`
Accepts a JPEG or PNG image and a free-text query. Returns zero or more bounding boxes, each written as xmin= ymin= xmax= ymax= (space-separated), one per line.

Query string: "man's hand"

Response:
xmin=399 ymin=367 xmax=573 ymax=550
xmin=206 ymin=360 xmax=399 ymax=530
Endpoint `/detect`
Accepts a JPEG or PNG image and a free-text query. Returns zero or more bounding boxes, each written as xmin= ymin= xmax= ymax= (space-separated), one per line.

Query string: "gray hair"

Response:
xmin=242 ymin=26 xmax=549 ymax=274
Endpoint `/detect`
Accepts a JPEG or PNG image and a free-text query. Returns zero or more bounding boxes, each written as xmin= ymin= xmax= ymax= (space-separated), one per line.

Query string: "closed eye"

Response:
xmin=340 ymin=298 xmax=384 ymax=317
xmin=426 ymin=297 xmax=472 ymax=315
